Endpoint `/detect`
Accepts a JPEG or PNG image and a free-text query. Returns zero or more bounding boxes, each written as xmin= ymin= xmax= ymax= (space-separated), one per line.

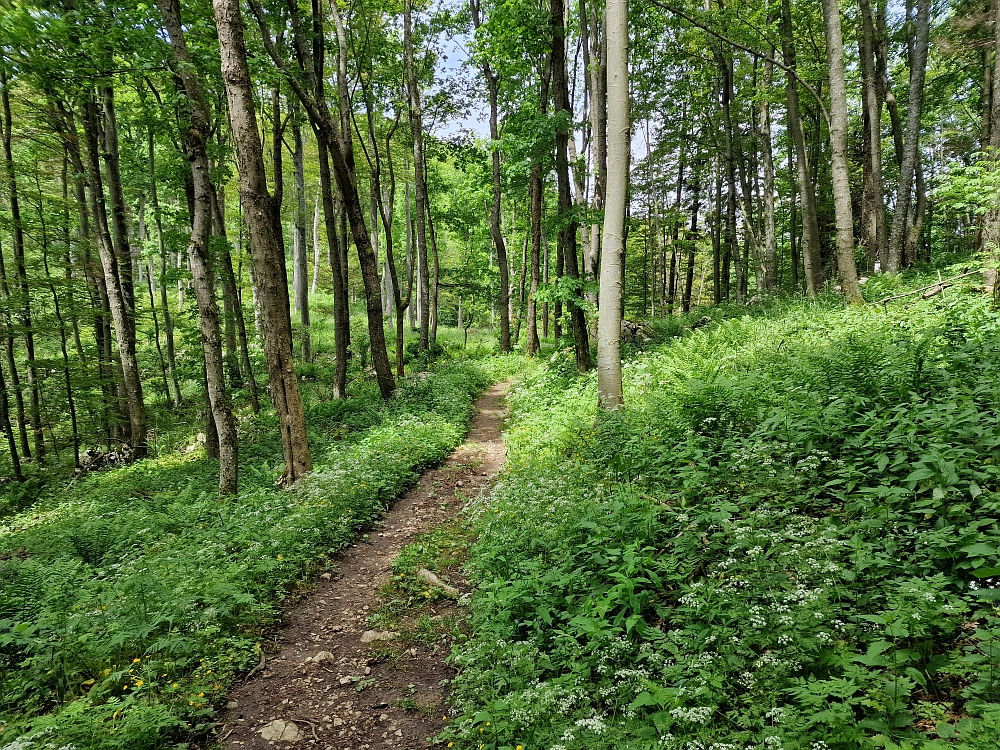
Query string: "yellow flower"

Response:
xmin=199 ymin=692 xmax=205 ymax=697
xmin=133 ymin=658 xmax=141 ymax=663
xmin=123 ymin=685 xmax=129 ymax=690
xmin=517 ymin=746 xmax=524 ymax=750
xmin=277 ymin=554 xmax=284 ymax=561
xmin=135 ymin=680 xmax=143 ymax=687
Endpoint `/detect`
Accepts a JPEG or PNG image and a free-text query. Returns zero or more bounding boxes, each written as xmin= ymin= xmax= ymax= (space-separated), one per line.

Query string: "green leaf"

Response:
xmin=960 ymin=543 xmax=997 ymax=556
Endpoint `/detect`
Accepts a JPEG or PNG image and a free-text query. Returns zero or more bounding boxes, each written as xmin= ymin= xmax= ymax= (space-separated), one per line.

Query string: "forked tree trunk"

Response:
xmin=213 ymin=0 xmax=312 ymax=483
xmin=80 ymin=90 xmax=147 ymax=458
xmin=159 ymin=0 xmax=239 ymax=493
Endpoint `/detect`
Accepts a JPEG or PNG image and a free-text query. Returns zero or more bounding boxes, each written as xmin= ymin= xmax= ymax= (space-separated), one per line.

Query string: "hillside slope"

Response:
xmin=446 ymin=269 xmax=1000 ymax=750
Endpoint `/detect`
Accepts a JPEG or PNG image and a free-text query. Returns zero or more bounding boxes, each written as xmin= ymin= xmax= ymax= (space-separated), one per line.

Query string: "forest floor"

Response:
xmin=215 ymin=381 xmax=510 ymax=750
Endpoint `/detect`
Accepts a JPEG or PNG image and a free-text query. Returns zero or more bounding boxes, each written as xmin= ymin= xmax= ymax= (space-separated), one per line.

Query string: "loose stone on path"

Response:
xmin=216 ymin=381 xmax=509 ymax=749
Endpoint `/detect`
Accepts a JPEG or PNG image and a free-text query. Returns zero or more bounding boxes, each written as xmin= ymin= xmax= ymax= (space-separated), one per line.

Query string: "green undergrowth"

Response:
xmin=446 ymin=265 xmax=1000 ymax=749
xmin=0 ymin=351 xmax=521 ymax=749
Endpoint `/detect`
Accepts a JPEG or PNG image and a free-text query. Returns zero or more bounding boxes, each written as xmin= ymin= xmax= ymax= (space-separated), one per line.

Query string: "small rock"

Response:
xmin=360 ymin=630 xmax=398 ymax=644
xmin=226 ymin=700 xmax=240 ymax=709
xmin=259 ymin=719 xmax=304 ymax=742
xmin=321 ymin=572 xmax=332 ymax=580
xmin=309 ymin=650 xmax=336 ymax=664
xmin=333 ymin=717 xmax=345 ymax=726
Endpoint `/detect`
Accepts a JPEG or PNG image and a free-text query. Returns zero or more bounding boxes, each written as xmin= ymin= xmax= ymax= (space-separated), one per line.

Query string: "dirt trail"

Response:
xmin=217 ymin=381 xmax=509 ymax=750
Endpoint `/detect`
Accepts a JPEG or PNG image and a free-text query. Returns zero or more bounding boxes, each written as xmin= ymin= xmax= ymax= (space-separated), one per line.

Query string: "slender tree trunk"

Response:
xmin=427 ymin=184 xmax=441 ymax=345
xmin=597 ymin=0 xmax=626 ymax=410
xmin=0 ymin=244 xmax=28 ymax=460
xmin=159 ymin=0 xmax=239 ymax=493
xmin=0 ymin=343 xmax=21 ymax=479
xmin=138 ymin=193 xmax=171 ymax=406
xmin=886 ymin=0 xmax=930 ymax=273
xmin=858 ymin=0 xmax=887 ymax=269
xmin=213 ymin=0 xmax=312 ymax=483
xmin=682 ymin=160 xmax=701 ymax=312
xmin=779 ymin=0 xmax=822 ymax=295
xmin=984 ymin=35 xmax=995 ymax=151
xmin=515 ymin=230 xmax=528 ymax=343
xmin=292 ymin=113 xmax=312 ymax=362
xmin=36 ymin=170 xmax=80 ymax=467
xmin=583 ymin=0 xmax=607 ymax=287
xmin=210 ymin=188 xmax=241 ymax=386
xmin=324 ymin=0 xmax=394 ymax=393
xmin=525 ymin=60 xmax=550 ymax=356
xmin=712 ymin=157 xmax=722 ymax=304
xmin=211 ymin=186 xmax=257 ymax=413
xmin=470 ymin=0 xmax=511 ymax=352
xmin=788 ymin=138 xmax=800 ymax=290
xmin=100 ymin=87 xmax=136 ymax=331
xmin=667 ymin=136 xmax=685 ymax=314
xmin=0 ymin=71 xmax=43 ymax=461
xmin=981 ymin=0 xmax=1000 ymax=288
xmin=821 ymin=0 xmax=863 ymax=302
xmin=874 ymin=2 xmax=904 ymax=169
xmin=551 ymin=0 xmax=591 ymax=371
xmin=759 ymin=60 xmax=777 ymax=290
xmin=81 ymin=91 xmax=147 ymax=458
xmin=148 ymin=127 xmax=183 ymax=407
xmin=312 ymin=193 xmax=321 ymax=294
xmin=404 ymin=0 xmax=431 ymax=354
xmin=316 ymin=139 xmax=350 ymax=396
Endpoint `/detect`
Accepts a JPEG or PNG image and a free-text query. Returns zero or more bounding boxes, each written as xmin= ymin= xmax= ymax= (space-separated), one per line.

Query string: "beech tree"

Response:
xmin=597 ymin=0 xmax=628 ymax=410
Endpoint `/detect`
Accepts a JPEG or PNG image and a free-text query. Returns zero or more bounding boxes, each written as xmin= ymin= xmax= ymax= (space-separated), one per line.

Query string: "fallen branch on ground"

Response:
xmin=876 ymin=269 xmax=978 ymax=308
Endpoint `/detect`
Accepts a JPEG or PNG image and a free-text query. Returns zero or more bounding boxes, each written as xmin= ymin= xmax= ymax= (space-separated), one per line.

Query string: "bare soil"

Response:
xmin=216 ymin=381 xmax=508 ymax=750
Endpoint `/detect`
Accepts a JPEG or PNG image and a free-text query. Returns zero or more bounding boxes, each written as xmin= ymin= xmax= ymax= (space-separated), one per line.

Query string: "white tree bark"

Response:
xmin=597 ymin=0 xmax=627 ymax=411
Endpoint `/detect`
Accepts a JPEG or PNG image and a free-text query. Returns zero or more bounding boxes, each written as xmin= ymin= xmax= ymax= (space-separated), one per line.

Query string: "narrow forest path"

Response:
xmin=216 ymin=381 xmax=509 ymax=750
